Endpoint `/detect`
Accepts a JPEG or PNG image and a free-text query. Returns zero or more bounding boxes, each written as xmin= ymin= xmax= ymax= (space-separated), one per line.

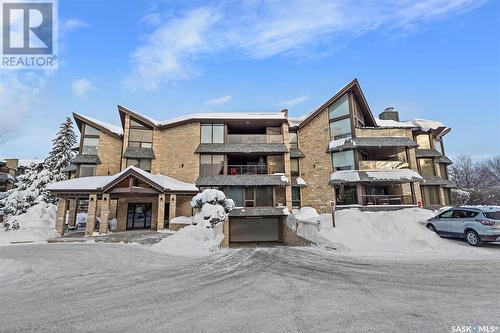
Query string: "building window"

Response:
xmin=328 ymin=94 xmax=349 ymax=119
xmin=422 ymin=186 xmax=440 ymax=205
xmin=332 ymin=150 xmax=355 ymax=171
xmin=439 ymin=164 xmax=448 ymax=180
xmin=291 ymin=158 xmax=299 ymax=177
xmin=335 ymin=185 xmax=357 ymax=205
xmin=201 ymin=124 xmax=224 ymax=143
xmin=79 ymin=164 xmax=96 ymax=177
xmin=434 ymin=139 xmax=443 ymax=155
xmin=416 ymin=134 xmax=431 ymax=149
xmin=292 ymin=187 xmax=301 ymax=208
xmin=82 ymin=124 xmax=100 ymax=155
xmin=227 ymin=187 xmax=244 ymax=207
xmin=329 ymin=118 xmax=352 ymax=140
xmin=418 ymin=158 xmax=435 ymax=176
xmin=289 ymin=132 xmax=298 ymax=149
xmin=227 ymin=186 xmax=274 ymax=208
xmin=126 ymin=158 xmax=152 ymax=172
xmin=129 ymin=119 xmax=153 ymax=148
xmin=200 ymin=155 xmax=224 ymax=176
xmin=77 ymin=199 xmax=89 ymax=213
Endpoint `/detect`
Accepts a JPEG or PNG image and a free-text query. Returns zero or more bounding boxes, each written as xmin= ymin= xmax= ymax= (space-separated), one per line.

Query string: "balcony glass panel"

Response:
xmin=358 ymin=160 xmax=409 ymax=170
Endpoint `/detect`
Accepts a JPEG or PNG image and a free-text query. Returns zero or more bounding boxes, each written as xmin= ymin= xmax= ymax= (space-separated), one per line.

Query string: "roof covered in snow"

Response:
xmin=329 ymin=136 xmax=418 ymax=152
xmin=73 ymin=113 xmax=124 ymax=137
xmin=196 ymin=174 xmax=289 ymax=187
xmin=375 ymin=118 xmax=446 ymax=132
xmin=330 ymin=169 xmax=423 ymax=185
xmin=123 ymin=147 xmax=156 ymax=159
xmin=415 ymin=149 xmax=442 ymax=158
xmin=47 ymin=166 xmax=198 ymax=193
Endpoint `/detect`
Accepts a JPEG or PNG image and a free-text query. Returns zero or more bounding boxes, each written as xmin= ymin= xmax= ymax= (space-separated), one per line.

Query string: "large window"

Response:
xmin=292 ymin=187 xmax=301 ymax=208
xmin=227 ymin=187 xmax=244 ymax=207
xmin=201 ymin=124 xmax=224 ymax=143
xmin=335 ymin=185 xmax=357 ymax=205
xmin=291 ymin=158 xmax=299 ymax=177
xmin=82 ymin=124 xmax=100 ymax=155
xmin=328 ymin=94 xmax=349 ymax=119
xmin=434 ymin=139 xmax=443 ymax=155
xmin=332 ymin=150 xmax=355 ymax=171
xmin=79 ymin=164 xmax=96 ymax=177
xmin=227 ymin=186 xmax=274 ymax=208
xmin=129 ymin=119 xmax=153 ymax=148
xmin=422 ymin=186 xmax=440 ymax=205
xmin=418 ymin=158 xmax=435 ymax=176
xmin=329 ymin=118 xmax=352 ymax=140
xmin=200 ymin=155 xmax=224 ymax=176
xmin=289 ymin=132 xmax=298 ymax=149
xmin=126 ymin=158 xmax=152 ymax=172
xmin=416 ymin=134 xmax=431 ymax=149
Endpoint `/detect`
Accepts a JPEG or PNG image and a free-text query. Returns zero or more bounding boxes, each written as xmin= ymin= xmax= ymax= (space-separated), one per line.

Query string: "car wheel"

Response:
xmin=426 ymin=224 xmax=436 ymax=233
xmin=465 ymin=230 xmax=482 ymax=246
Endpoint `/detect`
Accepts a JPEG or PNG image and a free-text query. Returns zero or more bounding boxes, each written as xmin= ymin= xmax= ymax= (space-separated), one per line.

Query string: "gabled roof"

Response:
xmin=118 ymin=104 xmax=287 ymax=130
xmin=73 ymin=113 xmax=124 ymax=137
xmin=47 ymin=166 xmax=198 ymax=193
xmin=296 ymin=79 xmax=377 ymax=129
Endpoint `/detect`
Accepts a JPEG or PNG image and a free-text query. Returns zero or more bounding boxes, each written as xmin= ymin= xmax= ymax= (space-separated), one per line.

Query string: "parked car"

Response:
xmin=426 ymin=206 xmax=500 ymax=246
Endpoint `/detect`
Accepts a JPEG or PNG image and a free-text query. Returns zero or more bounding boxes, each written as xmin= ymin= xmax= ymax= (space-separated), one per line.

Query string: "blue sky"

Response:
xmin=1 ymin=0 xmax=499 ymax=159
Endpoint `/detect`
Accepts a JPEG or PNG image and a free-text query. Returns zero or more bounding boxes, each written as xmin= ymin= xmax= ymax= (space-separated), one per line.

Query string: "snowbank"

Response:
xmin=169 ymin=216 xmax=194 ymax=225
xmin=290 ymin=207 xmax=495 ymax=259
xmin=0 ymin=202 xmax=58 ymax=245
xmin=150 ymin=223 xmax=224 ymax=257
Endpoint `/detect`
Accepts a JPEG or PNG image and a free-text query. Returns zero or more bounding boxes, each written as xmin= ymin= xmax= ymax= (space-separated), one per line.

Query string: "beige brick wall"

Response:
xmin=176 ymin=195 xmax=193 ymax=216
xmin=96 ymin=132 xmax=122 ymax=176
xmin=152 ymin=122 xmax=200 ymax=183
xmin=298 ymin=109 xmax=333 ymax=213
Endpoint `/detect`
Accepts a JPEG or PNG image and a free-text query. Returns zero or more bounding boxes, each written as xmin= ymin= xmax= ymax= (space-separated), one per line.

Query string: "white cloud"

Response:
xmin=126 ymin=0 xmax=486 ymax=90
xmin=205 ymin=95 xmax=232 ymax=106
xmin=277 ymin=96 xmax=309 ymax=108
xmin=72 ymin=78 xmax=96 ymax=98
xmin=61 ymin=18 xmax=91 ymax=35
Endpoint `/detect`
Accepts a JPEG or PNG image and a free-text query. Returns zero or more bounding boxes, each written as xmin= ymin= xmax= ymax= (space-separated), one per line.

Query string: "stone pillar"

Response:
xmin=55 ymin=198 xmax=67 ymax=235
xmin=282 ymin=122 xmax=293 ymax=211
xmin=356 ymin=184 xmax=364 ymax=205
xmin=169 ymin=194 xmax=177 ymax=220
xmin=85 ymin=194 xmax=98 ymax=237
xmin=221 ymin=220 xmax=229 ymax=248
xmin=67 ymin=199 xmax=77 ymax=226
xmin=157 ymin=194 xmax=165 ymax=231
xmin=99 ymin=194 xmax=110 ymax=234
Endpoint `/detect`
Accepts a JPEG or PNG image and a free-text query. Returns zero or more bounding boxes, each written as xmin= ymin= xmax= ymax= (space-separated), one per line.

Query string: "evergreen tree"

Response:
xmin=0 ymin=118 xmax=76 ymax=216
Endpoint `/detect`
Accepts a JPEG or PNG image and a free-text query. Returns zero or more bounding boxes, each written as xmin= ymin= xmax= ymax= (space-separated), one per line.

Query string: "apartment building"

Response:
xmin=48 ymin=79 xmax=454 ymax=243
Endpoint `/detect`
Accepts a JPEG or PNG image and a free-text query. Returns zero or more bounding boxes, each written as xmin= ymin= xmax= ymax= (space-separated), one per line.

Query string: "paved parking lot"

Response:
xmin=1 ymin=243 xmax=499 ymax=332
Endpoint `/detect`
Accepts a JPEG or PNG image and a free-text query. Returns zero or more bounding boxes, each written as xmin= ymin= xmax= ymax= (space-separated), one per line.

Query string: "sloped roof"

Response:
xmin=195 ymin=143 xmax=288 ymax=154
xmin=196 ymin=174 xmax=289 ymax=186
xmin=329 ymin=136 xmax=418 ymax=152
xmin=47 ymin=166 xmax=198 ymax=193
xmin=70 ymin=155 xmax=102 ymax=164
xmin=123 ymin=147 xmax=156 ymax=159
xmin=73 ymin=113 xmax=123 ymax=137
xmin=415 ymin=149 xmax=442 ymax=158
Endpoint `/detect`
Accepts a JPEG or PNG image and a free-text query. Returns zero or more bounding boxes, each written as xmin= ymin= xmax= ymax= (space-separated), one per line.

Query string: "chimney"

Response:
xmin=379 ymin=107 xmax=399 ymax=122
xmin=281 ymin=109 xmax=288 ymax=118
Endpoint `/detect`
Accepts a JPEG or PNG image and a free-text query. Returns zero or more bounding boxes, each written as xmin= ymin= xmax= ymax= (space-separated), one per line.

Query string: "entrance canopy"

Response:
xmin=47 ymin=166 xmax=198 ymax=196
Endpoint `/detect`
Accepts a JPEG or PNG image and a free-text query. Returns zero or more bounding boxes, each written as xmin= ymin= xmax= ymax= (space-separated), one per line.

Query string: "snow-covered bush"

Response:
xmin=451 ymin=189 xmax=471 ymax=206
xmin=191 ymin=189 xmax=234 ymax=228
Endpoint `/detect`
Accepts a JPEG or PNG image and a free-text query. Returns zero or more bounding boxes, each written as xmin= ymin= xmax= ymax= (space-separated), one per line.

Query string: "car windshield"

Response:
xmin=484 ymin=211 xmax=500 ymax=220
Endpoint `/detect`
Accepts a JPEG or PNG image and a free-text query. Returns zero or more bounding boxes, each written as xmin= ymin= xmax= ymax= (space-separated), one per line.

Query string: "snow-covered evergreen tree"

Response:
xmin=0 ymin=118 xmax=76 ymax=216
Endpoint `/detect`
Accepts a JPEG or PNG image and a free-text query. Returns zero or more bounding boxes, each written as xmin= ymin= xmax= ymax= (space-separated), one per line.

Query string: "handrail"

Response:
xmin=227 ymin=164 xmax=285 ymax=175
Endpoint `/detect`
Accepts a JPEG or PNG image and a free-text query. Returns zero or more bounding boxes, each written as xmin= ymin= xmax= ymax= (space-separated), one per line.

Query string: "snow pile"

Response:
xmin=330 ymin=169 xmax=422 ymax=183
xmin=0 ymin=202 xmax=58 ymax=245
xmin=290 ymin=207 xmax=493 ymax=258
xmin=295 ymin=177 xmax=307 ymax=186
xmin=328 ymin=137 xmax=353 ymax=150
xmin=150 ymin=222 xmax=224 ymax=257
xmin=375 ymin=118 xmax=445 ymax=131
xmin=169 ymin=216 xmax=194 ymax=225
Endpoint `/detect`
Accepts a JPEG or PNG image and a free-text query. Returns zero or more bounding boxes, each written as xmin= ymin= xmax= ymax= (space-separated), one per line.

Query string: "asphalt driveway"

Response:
xmin=1 ymin=243 xmax=499 ymax=332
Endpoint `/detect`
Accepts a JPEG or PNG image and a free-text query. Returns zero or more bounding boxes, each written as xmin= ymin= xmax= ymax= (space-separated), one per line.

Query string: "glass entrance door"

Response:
xmin=127 ymin=203 xmax=152 ymax=229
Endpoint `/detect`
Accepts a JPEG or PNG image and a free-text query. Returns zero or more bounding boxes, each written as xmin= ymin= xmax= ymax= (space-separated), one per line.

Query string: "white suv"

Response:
xmin=426 ymin=206 xmax=500 ymax=246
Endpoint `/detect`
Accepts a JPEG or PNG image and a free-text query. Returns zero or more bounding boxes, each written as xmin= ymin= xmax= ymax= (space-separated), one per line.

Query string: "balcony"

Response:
xmin=226 ymin=164 xmax=284 ymax=175
xmin=227 ymin=134 xmax=283 ymax=144
xmin=362 ymin=194 xmax=414 ymax=206
xmin=358 ymin=160 xmax=409 ymax=171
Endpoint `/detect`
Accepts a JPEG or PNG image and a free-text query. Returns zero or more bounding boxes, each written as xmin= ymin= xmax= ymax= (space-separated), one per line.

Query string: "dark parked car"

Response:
xmin=426 ymin=206 xmax=500 ymax=246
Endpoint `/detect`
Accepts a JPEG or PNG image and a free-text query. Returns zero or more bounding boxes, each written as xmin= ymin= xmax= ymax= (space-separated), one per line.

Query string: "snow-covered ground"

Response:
xmin=0 ymin=202 xmax=58 ymax=245
xmin=288 ymin=207 xmax=499 ymax=259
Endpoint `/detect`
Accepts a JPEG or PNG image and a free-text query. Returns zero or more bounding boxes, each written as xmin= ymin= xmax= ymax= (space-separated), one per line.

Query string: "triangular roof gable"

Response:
xmin=117 ymin=105 xmax=159 ymax=129
xmin=298 ymin=79 xmax=377 ymax=129
xmin=102 ymin=166 xmax=165 ymax=192
xmin=73 ymin=113 xmax=123 ymax=138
